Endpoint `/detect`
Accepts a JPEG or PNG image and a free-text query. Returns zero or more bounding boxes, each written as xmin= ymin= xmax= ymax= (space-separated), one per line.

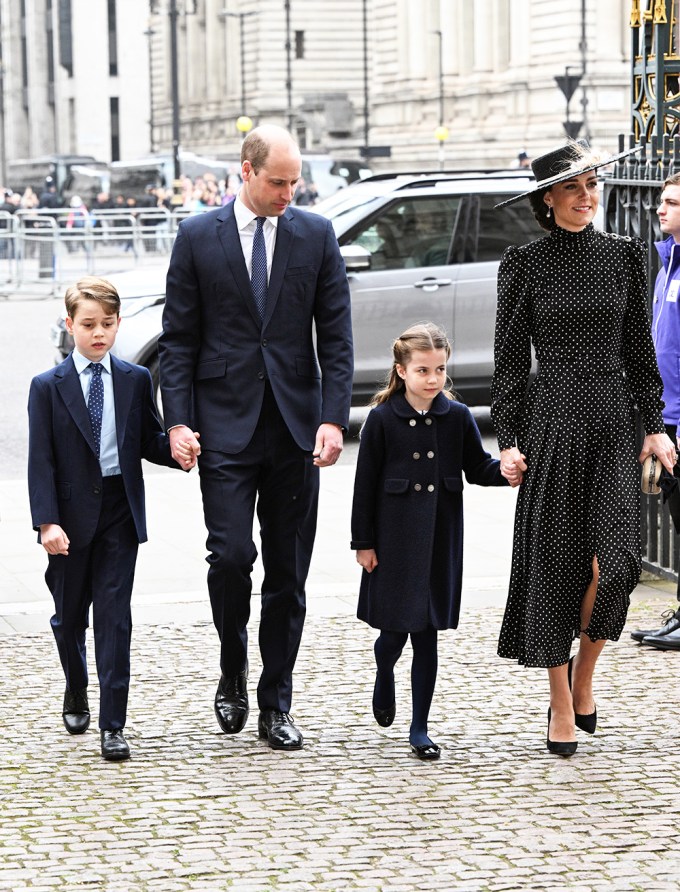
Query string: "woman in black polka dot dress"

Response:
xmin=492 ymin=141 xmax=677 ymax=755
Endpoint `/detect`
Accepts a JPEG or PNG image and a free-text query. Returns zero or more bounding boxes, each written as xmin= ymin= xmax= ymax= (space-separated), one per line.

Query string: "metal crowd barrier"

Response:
xmin=0 ymin=207 xmax=195 ymax=294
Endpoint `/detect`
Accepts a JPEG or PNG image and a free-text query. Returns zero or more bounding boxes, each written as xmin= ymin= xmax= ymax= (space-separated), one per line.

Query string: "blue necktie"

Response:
xmin=88 ymin=362 xmax=104 ymax=457
xmin=251 ymin=216 xmax=268 ymax=320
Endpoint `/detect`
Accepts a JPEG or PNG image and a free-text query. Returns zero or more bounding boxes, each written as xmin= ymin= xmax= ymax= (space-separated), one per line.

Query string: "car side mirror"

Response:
xmin=340 ymin=244 xmax=372 ymax=272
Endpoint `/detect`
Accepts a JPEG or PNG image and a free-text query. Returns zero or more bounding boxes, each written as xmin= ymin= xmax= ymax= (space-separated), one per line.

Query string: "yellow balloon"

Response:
xmin=236 ymin=115 xmax=253 ymax=133
xmin=434 ymin=126 xmax=449 ymax=142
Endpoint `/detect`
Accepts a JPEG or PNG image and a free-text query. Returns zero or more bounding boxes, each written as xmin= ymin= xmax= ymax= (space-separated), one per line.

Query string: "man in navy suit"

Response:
xmin=28 ymin=277 xmax=195 ymax=761
xmin=159 ymin=125 xmax=353 ymax=750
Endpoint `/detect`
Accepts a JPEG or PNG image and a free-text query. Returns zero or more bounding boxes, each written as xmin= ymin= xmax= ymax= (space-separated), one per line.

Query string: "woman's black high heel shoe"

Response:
xmin=546 ymin=708 xmax=577 ymax=757
xmin=567 ymin=656 xmax=597 ymax=734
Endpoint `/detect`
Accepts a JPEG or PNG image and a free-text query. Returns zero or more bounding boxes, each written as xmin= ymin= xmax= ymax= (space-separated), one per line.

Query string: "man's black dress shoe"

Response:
xmin=631 ymin=608 xmax=680 ymax=643
xmin=567 ymin=657 xmax=597 ymax=734
xmin=62 ymin=687 xmax=90 ymax=735
xmin=214 ymin=670 xmax=249 ymax=734
xmin=546 ymin=708 xmax=577 ymax=757
xmin=258 ymin=709 xmax=303 ymax=750
xmin=642 ymin=627 xmax=680 ymax=650
xmin=101 ymin=729 xmax=130 ymax=761
xmin=410 ymin=742 xmax=441 ymax=761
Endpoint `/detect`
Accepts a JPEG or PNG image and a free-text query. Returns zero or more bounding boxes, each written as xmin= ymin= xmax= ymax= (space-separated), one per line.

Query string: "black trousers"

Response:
xmin=198 ymin=384 xmax=320 ymax=712
xmin=46 ymin=475 xmax=138 ymax=730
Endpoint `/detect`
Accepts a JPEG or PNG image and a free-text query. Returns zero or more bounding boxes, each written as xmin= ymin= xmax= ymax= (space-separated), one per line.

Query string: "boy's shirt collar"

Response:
xmin=72 ymin=348 xmax=112 ymax=375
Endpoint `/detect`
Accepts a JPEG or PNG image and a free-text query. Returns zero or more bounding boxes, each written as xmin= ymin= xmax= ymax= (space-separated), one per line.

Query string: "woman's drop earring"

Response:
xmin=546 ymin=205 xmax=552 ymax=219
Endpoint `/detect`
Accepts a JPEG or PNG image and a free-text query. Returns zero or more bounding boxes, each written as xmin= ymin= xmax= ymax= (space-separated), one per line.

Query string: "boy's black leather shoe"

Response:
xmin=630 ymin=608 xmax=680 ymax=643
xmin=214 ymin=671 xmax=249 ymax=734
xmin=62 ymin=687 xmax=90 ymax=735
xmin=101 ymin=729 xmax=130 ymax=761
xmin=258 ymin=709 xmax=303 ymax=750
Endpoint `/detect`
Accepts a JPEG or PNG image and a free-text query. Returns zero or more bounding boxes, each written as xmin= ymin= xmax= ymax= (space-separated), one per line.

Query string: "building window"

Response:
xmin=46 ymin=0 xmax=55 ymax=105
xmin=110 ymin=97 xmax=120 ymax=161
xmin=295 ymin=30 xmax=304 ymax=60
xmin=108 ymin=0 xmax=118 ymax=77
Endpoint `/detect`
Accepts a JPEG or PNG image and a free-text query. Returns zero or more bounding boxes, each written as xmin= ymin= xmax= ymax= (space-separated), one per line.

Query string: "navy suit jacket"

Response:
xmin=28 ymin=354 xmax=178 ymax=549
xmin=158 ymin=202 xmax=354 ymax=454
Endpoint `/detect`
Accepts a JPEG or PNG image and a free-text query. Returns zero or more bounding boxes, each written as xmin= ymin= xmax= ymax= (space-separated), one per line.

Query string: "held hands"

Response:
xmin=356 ymin=548 xmax=378 ymax=573
xmin=169 ymin=426 xmax=201 ymax=470
xmin=639 ymin=432 xmax=677 ymax=474
xmin=40 ymin=523 xmax=70 ymax=556
xmin=500 ymin=447 xmax=527 ymax=487
xmin=313 ymin=423 xmax=344 ymax=467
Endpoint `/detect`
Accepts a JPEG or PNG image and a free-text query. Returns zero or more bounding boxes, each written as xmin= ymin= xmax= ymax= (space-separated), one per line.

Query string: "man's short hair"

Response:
xmin=663 ymin=172 xmax=680 ymax=189
xmin=241 ymin=131 xmax=271 ymax=173
xmin=65 ymin=276 xmax=120 ymax=319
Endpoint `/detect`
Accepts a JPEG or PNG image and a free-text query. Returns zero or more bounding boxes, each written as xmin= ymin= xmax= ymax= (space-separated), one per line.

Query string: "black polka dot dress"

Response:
xmin=491 ymin=223 xmax=666 ymax=668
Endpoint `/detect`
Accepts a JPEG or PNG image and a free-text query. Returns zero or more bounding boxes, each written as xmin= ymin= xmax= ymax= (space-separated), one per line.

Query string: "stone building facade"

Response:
xmin=0 ymin=0 xmax=639 ymax=183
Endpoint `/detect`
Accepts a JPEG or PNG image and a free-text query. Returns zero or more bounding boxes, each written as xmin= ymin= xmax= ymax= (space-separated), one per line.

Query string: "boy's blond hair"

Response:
xmin=64 ymin=276 xmax=120 ymax=319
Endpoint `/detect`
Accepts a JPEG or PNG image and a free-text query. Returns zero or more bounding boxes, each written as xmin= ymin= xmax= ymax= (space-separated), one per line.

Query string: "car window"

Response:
xmin=343 ymin=196 xmax=462 ymax=270
xmin=473 ymin=193 xmax=545 ymax=262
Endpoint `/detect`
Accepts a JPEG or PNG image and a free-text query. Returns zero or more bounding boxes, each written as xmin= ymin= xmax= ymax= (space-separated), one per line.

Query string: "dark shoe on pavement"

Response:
xmin=631 ymin=608 xmax=680 ymax=643
xmin=62 ymin=687 xmax=90 ymax=735
xmin=641 ymin=627 xmax=680 ymax=651
xmin=101 ymin=729 xmax=130 ymax=761
xmin=214 ymin=670 xmax=249 ymax=734
xmin=258 ymin=709 xmax=303 ymax=750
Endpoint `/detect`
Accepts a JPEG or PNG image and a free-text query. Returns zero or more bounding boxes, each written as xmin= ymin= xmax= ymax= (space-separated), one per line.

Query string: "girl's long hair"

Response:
xmin=371 ymin=321 xmax=454 ymax=406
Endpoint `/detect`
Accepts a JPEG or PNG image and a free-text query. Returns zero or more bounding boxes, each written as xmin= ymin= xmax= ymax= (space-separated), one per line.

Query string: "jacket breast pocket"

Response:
xmin=384 ymin=478 xmax=409 ymax=494
xmin=195 ymin=358 xmax=227 ymax=381
xmin=443 ymin=477 xmax=464 ymax=493
xmin=56 ymin=482 xmax=71 ymax=500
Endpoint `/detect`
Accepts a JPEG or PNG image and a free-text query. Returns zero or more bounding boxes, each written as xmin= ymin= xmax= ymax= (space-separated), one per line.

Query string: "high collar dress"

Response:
xmin=491 ymin=223 xmax=666 ymax=668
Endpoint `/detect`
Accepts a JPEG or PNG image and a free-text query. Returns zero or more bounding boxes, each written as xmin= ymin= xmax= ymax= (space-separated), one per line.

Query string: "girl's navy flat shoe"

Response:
xmin=410 ymin=742 xmax=441 ymax=761
xmin=372 ymin=703 xmax=396 ymax=727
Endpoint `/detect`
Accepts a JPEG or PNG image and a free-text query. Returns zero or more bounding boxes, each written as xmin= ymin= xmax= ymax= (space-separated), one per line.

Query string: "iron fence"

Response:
xmin=604 ymin=133 xmax=680 ymax=581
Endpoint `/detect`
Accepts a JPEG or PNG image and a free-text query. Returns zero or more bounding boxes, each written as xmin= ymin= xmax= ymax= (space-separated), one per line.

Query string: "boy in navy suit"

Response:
xmin=28 ymin=276 xmax=198 ymax=761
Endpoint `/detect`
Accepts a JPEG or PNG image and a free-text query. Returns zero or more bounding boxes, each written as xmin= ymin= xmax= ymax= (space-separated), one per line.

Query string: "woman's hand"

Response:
xmin=639 ymin=433 xmax=677 ymax=474
xmin=500 ymin=447 xmax=527 ymax=487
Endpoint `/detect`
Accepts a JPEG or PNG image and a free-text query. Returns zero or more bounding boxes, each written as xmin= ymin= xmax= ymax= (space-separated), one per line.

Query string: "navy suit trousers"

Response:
xmin=46 ymin=476 xmax=139 ymax=730
xmin=198 ymin=384 xmax=320 ymax=712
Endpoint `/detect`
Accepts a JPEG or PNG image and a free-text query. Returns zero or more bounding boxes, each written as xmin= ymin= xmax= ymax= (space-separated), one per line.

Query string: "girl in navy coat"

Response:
xmin=351 ymin=322 xmax=515 ymax=760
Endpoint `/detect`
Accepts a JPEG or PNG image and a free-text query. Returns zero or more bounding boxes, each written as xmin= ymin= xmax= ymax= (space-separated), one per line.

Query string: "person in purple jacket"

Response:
xmin=632 ymin=173 xmax=680 ymax=650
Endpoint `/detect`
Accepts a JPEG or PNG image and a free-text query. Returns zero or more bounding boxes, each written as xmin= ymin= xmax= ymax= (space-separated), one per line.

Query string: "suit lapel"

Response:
xmin=55 ymin=356 xmax=98 ymax=455
xmin=215 ymin=204 xmax=261 ymax=327
xmin=111 ymin=356 xmax=134 ymax=450
xmin=264 ymin=211 xmax=295 ymax=326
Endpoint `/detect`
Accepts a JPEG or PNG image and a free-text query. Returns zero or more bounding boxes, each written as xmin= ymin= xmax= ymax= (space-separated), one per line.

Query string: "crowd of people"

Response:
xmin=24 ymin=127 xmax=680 ymax=766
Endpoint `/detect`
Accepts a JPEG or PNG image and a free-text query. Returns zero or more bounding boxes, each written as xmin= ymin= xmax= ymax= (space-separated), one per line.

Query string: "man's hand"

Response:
xmin=500 ymin=446 xmax=527 ymax=487
xmin=40 ymin=523 xmax=70 ymax=556
xmin=313 ymin=423 xmax=344 ymax=467
xmin=356 ymin=548 xmax=378 ymax=573
xmin=169 ymin=426 xmax=201 ymax=469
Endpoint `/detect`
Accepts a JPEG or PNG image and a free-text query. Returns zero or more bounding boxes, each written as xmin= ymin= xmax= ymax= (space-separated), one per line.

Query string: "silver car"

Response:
xmin=51 ymin=170 xmax=542 ymax=408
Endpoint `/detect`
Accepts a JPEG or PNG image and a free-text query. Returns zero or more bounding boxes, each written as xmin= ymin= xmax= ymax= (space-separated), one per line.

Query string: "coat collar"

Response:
xmin=388 ymin=390 xmax=452 ymax=419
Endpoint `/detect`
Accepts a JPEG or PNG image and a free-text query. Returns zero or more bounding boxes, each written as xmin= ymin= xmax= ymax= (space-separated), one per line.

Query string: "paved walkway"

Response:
xmin=1 ymin=458 xmax=679 ymax=890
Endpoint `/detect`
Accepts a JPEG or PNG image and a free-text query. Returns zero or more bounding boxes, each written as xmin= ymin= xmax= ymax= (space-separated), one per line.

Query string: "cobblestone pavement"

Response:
xmin=1 ymin=603 xmax=679 ymax=892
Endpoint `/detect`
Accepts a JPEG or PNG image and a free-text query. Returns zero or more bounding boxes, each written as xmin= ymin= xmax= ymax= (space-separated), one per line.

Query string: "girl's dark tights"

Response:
xmin=374 ymin=627 xmax=438 ymax=747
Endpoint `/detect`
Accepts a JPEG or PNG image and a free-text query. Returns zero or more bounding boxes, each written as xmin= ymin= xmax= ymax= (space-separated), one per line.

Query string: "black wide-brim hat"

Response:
xmin=494 ymin=139 xmax=642 ymax=209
